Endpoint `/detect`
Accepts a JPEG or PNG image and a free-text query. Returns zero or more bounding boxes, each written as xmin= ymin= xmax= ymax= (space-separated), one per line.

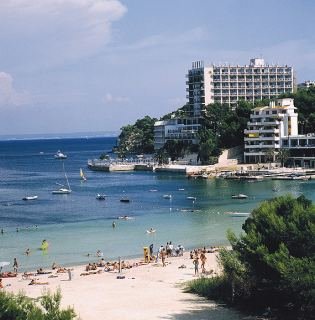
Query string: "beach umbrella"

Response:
xmin=0 ymin=261 xmax=10 ymax=273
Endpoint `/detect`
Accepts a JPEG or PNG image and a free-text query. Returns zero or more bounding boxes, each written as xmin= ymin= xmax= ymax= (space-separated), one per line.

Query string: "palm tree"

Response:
xmin=265 ymin=148 xmax=275 ymax=168
xmin=276 ymin=148 xmax=290 ymax=167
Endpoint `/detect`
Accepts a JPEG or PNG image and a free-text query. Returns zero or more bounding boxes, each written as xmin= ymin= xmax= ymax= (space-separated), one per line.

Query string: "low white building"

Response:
xmin=154 ymin=118 xmax=200 ymax=150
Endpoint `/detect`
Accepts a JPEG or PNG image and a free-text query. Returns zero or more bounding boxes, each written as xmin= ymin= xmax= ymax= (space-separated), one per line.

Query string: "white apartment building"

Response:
xmin=244 ymin=98 xmax=298 ymax=163
xmin=154 ymin=118 xmax=200 ymax=150
xmin=186 ymin=58 xmax=295 ymax=115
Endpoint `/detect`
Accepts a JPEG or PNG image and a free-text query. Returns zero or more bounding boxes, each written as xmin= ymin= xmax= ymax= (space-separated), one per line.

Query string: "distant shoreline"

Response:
xmin=0 ymin=132 xmax=118 ymax=141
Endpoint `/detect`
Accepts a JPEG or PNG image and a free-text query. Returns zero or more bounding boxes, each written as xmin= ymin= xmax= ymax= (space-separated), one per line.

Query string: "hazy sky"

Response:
xmin=0 ymin=0 xmax=314 ymax=135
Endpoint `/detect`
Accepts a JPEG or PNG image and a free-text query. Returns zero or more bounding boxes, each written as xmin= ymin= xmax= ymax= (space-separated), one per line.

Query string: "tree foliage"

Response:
xmin=218 ymin=195 xmax=315 ymax=318
xmin=0 ymin=289 xmax=76 ymax=320
xmin=117 ymin=115 xmax=157 ymax=155
xmin=197 ymin=101 xmax=254 ymax=163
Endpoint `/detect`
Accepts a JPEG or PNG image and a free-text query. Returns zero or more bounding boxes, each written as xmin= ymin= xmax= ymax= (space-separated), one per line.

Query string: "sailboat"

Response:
xmin=52 ymin=163 xmax=72 ymax=194
xmin=80 ymin=168 xmax=87 ymax=181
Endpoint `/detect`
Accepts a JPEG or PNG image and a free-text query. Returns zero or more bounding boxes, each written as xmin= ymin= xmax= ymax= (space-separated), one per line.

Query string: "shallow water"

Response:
xmin=0 ymin=137 xmax=314 ymax=271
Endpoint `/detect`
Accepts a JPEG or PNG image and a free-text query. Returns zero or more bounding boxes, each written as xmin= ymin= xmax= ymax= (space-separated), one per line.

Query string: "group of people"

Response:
xmin=190 ymin=247 xmax=217 ymax=275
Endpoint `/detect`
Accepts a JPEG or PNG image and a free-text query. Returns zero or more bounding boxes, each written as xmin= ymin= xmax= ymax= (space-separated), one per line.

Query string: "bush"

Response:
xmin=0 ymin=289 xmax=76 ymax=320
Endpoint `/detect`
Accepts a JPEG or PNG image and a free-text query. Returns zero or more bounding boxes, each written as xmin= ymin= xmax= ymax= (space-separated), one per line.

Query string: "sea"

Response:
xmin=1 ymin=136 xmax=315 ymax=272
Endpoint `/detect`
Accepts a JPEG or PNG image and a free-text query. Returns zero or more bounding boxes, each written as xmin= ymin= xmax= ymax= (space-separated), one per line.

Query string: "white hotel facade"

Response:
xmin=244 ymin=98 xmax=315 ymax=168
xmin=154 ymin=58 xmax=295 ymax=150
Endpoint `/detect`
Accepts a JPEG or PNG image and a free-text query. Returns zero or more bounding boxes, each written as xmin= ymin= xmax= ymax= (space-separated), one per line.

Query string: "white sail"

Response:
xmin=80 ymin=168 xmax=87 ymax=181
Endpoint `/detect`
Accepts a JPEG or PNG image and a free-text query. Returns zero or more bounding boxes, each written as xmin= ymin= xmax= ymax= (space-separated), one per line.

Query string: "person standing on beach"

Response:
xmin=193 ymin=256 xmax=199 ymax=275
xmin=149 ymin=244 xmax=153 ymax=257
xmin=200 ymin=252 xmax=207 ymax=273
xmin=160 ymin=248 xmax=166 ymax=267
xmin=13 ymin=258 xmax=18 ymax=273
xmin=112 ymin=221 xmax=116 ymax=228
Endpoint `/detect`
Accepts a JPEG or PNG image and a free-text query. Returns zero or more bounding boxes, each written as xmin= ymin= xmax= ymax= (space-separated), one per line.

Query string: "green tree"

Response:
xmin=227 ymin=195 xmax=315 ymax=317
xmin=276 ymin=148 xmax=290 ymax=167
xmin=116 ymin=116 xmax=157 ymax=156
xmin=0 ymin=289 xmax=76 ymax=320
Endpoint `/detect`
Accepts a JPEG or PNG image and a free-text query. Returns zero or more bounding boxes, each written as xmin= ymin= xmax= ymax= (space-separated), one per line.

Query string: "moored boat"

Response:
xmin=54 ymin=150 xmax=67 ymax=159
xmin=231 ymin=194 xmax=248 ymax=199
xmin=96 ymin=194 xmax=106 ymax=200
xmin=22 ymin=195 xmax=38 ymax=201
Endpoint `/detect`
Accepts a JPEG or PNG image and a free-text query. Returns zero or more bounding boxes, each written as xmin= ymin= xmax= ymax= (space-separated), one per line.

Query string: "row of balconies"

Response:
xmin=213 ymin=77 xmax=292 ymax=82
xmin=244 ymin=129 xmax=280 ymax=133
xmin=244 ymin=144 xmax=280 ymax=149
xmin=213 ymin=69 xmax=292 ymax=75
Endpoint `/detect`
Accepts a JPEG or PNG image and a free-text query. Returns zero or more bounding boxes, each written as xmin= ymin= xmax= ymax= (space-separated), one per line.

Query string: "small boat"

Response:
xmin=187 ymin=196 xmax=196 ymax=201
xmin=225 ymin=212 xmax=251 ymax=217
xmin=149 ymin=189 xmax=158 ymax=192
xmin=80 ymin=168 xmax=87 ymax=181
xmin=118 ymin=216 xmax=134 ymax=220
xmin=201 ymin=173 xmax=208 ymax=179
xmin=120 ymin=198 xmax=130 ymax=203
xmin=163 ymin=194 xmax=172 ymax=199
xmin=178 ymin=188 xmax=185 ymax=191
xmin=146 ymin=228 xmax=156 ymax=234
xmin=52 ymin=188 xmax=71 ymax=195
xmin=54 ymin=150 xmax=67 ymax=159
xmin=231 ymin=194 xmax=248 ymax=199
xmin=52 ymin=163 xmax=71 ymax=194
xmin=96 ymin=194 xmax=106 ymax=200
xmin=22 ymin=195 xmax=38 ymax=201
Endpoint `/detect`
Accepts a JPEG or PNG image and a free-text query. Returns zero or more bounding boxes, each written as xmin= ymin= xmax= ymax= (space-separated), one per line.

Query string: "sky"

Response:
xmin=0 ymin=0 xmax=314 ymax=136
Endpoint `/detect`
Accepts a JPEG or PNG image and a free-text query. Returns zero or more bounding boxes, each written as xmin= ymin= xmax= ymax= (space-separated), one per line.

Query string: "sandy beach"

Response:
xmin=1 ymin=250 xmax=250 ymax=320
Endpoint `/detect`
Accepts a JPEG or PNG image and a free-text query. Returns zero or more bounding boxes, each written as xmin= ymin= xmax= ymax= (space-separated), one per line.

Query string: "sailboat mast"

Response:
xmin=63 ymin=163 xmax=71 ymax=191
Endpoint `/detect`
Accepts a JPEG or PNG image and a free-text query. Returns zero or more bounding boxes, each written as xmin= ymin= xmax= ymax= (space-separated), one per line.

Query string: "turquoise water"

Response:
xmin=0 ymin=137 xmax=314 ymax=271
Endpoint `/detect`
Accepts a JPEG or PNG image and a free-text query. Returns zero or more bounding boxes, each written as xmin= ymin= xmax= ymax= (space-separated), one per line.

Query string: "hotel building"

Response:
xmin=244 ymin=98 xmax=315 ymax=168
xmin=186 ymin=58 xmax=295 ymax=116
xmin=154 ymin=58 xmax=295 ymax=150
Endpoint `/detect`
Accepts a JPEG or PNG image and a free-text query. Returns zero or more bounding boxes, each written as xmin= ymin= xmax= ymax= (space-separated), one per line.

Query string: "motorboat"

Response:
xmin=231 ymin=194 xmax=248 ymax=199
xmin=163 ymin=194 xmax=172 ymax=199
xmin=146 ymin=228 xmax=156 ymax=234
xmin=118 ymin=216 xmax=134 ymax=220
xmin=22 ymin=195 xmax=38 ymax=201
xmin=120 ymin=198 xmax=130 ymax=203
xmin=54 ymin=150 xmax=67 ymax=159
xmin=225 ymin=212 xmax=251 ymax=217
xmin=187 ymin=196 xmax=197 ymax=201
xmin=96 ymin=194 xmax=106 ymax=200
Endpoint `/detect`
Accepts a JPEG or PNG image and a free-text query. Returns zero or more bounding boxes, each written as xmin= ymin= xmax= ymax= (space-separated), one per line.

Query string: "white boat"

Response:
xmin=163 ymin=194 xmax=172 ymax=199
xmin=96 ymin=194 xmax=106 ymax=200
xmin=80 ymin=168 xmax=87 ymax=181
xmin=225 ymin=212 xmax=251 ymax=217
xmin=52 ymin=163 xmax=71 ymax=194
xmin=178 ymin=188 xmax=185 ymax=191
xmin=22 ymin=195 xmax=38 ymax=201
xmin=54 ymin=150 xmax=67 ymax=159
xmin=187 ymin=196 xmax=196 ymax=201
xmin=146 ymin=228 xmax=156 ymax=234
xmin=231 ymin=194 xmax=248 ymax=199
xmin=118 ymin=216 xmax=134 ymax=220
xmin=149 ymin=189 xmax=158 ymax=192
